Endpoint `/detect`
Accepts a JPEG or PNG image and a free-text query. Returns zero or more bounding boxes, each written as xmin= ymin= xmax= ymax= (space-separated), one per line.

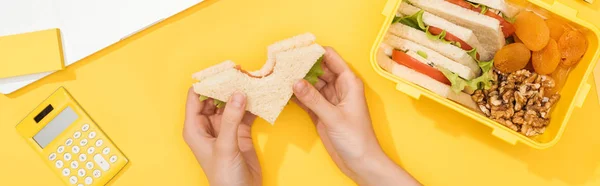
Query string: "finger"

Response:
xmin=183 ymin=88 xmax=214 ymax=159
xmin=323 ymin=47 xmax=351 ymax=75
xmin=293 ymin=80 xmax=342 ymax=124
xmin=216 ymin=92 xmax=247 ymax=153
xmin=314 ymin=78 xmax=327 ymax=90
xmin=186 ymin=87 xmax=205 ymax=116
xmin=318 ymin=64 xmax=337 ymax=84
xmin=201 ymin=99 xmax=217 ymax=115
xmin=320 ymin=84 xmax=340 ymax=105
xmin=184 ymin=88 xmax=211 ymax=138
xmin=242 ymin=112 xmax=257 ymax=126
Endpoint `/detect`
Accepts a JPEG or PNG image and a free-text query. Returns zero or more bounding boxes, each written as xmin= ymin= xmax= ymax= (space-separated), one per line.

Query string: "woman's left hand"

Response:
xmin=183 ymin=88 xmax=262 ymax=186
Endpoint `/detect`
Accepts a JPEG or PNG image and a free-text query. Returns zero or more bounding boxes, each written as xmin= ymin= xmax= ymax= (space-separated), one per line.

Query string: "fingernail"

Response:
xmin=230 ymin=92 xmax=245 ymax=108
xmin=294 ymin=80 xmax=308 ymax=95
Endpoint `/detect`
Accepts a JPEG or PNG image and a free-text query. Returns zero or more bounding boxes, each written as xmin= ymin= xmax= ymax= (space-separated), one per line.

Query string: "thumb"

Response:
xmin=216 ymin=92 xmax=246 ymax=153
xmin=293 ymin=80 xmax=341 ymax=124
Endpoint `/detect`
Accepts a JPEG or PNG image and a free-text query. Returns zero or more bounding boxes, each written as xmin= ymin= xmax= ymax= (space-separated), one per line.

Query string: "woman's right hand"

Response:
xmin=293 ymin=47 xmax=421 ymax=186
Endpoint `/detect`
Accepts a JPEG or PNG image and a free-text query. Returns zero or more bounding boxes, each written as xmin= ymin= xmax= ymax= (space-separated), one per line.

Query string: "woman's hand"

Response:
xmin=293 ymin=47 xmax=420 ymax=186
xmin=183 ymin=88 xmax=261 ymax=186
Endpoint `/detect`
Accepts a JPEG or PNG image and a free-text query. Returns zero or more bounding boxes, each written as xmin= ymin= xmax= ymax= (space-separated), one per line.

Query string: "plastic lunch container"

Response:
xmin=370 ymin=0 xmax=600 ymax=149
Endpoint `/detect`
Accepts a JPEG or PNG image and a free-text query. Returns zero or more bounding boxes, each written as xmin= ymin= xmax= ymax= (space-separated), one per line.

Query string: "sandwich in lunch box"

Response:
xmin=191 ymin=33 xmax=325 ymax=124
xmin=378 ymin=3 xmax=498 ymax=110
xmin=378 ymin=0 xmax=591 ymax=137
xmin=407 ymin=0 xmax=519 ymax=59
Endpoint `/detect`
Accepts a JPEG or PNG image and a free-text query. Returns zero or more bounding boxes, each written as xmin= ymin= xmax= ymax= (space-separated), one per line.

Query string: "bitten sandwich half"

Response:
xmin=192 ymin=33 xmax=326 ymax=124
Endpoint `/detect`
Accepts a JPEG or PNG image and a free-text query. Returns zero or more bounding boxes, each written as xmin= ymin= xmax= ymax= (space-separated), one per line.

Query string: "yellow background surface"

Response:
xmin=2 ymin=0 xmax=600 ymax=185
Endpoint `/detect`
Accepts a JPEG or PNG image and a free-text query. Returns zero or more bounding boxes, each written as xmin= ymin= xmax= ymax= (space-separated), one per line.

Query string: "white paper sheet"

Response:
xmin=0 ymin=0 xmax=204 ymax=94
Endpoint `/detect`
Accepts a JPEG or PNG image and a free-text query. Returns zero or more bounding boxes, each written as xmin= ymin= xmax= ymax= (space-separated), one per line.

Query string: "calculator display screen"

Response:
xmin=33 ymin=106 xmax=79 ymax=148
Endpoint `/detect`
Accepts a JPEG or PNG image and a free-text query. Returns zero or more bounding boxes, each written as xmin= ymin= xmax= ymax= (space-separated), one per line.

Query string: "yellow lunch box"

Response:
xmin=370 ymin=0 xmax=600 ymax=149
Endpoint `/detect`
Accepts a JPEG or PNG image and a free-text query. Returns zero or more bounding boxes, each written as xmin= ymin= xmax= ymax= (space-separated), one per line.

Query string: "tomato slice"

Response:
xmin=445 ymin=0 xmax=515 ymax=37
xmin=484 ymin=11 xmax=515 ymax=37
xmin=428 ymin=26 xmax=473 ymax=51
xmin=391 ymin=50 xmax=451 ymax=85
xmin=428 ymin=26 xmax=480 ymax=60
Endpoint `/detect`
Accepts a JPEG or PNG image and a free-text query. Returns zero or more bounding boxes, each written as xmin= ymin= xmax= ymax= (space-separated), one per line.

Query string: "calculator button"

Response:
xmin=64 ymin=153 xmax=72 ymax=161
xmin=49 ymin=153 xmax=57 ymax=161
xmin=62 ymin=168 xmax=70 ymax=176
xmin=93 ymin=170 xmax=101 ymax=178
xmin=74 ymin=131 xmax=82 ymax=139
xmin=88 ymin=132 xmax=96 ymax=139
xmin=85 ymin=162 xmax=94 ymax=170
xmin=69 ymin=176 xmax=78 ymax=184
xmin=72 ymin=146 xmax=80 ymax=154
xmin=109 ymin=155 xmax=118 ymax=163
xmin=85 ymin=177 xmax=93 ymax=185
xmin=80 ymin=139 xmax=88 ymax=146
xmin=102 ymin=147 xmax=110 ymax=155
xmin=79 ymin=154 xmax=87 ymax=162
xmin=78 ymin=169 xmax=86 ymax=177
xmin=55 ymin=160 xmax=64 ymax=168
xmin=93 ymin=154 xmax=110 ymax=171
xmin=95 ymin=139 xmax=103 ymax=147
xmin=87 ymin=147 xmax=95 ymax=154
xmin=82 ymin=124 xmax=90 ymax=131
xmin=57 ymin=146 xmax=65 ymax=153
xmin=70 ymin=161 xmax=79 ymax=169
xmin=65 ymin=139 xmax=73 ymax=146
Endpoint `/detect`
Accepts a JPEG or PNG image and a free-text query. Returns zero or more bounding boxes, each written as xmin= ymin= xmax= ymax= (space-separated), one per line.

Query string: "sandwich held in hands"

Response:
xmin=191 ymin=33 xmax=326 ymax=124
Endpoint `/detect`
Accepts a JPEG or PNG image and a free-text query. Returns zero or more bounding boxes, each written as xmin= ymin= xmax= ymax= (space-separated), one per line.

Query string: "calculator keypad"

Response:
xmin=45 ymin=122 xmax=126 ymax=185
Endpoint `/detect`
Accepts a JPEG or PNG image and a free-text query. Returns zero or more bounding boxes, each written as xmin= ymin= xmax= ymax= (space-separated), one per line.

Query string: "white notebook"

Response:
xmin=0 ymin=0 xmax=203 ymax=94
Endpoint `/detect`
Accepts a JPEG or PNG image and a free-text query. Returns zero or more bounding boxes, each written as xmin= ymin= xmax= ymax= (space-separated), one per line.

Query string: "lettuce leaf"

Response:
xmin=467 ymin=48 xmax=478 ymax=60
xmin=478 ymin=59 xmax=494 ymax=73
xmin=393 ymin=10 xmax=426 ymax=31
xmin=417 ymin=51 xmax=428 ymax=59
xmin=502 ymin=13 xmax=516 ymax=24
xmin=466 ymin=1 xmax=488 ymax=14
xmin=468 ymin=70 xmax=493 ymax=90
xmin=198 ymin=95 xmax=226 ymax=108
xmin=439 ymin=67 xmax=469 ymax=93
xmin=425 ymin=27 xmax=446 ymax=41
xmin=424 ymin=26 xmax=463 ymax=48
xmin=453 ymin=41 xmax=462 ymax=48
xmin=214 ymin=100 xmax=226 ymax=108
xmin=439 ymin=56 xmax=495 ymax=93
xmin=480 ymin=5 xmax=488 ymax=14
xmin=199 ymin=95 xmax=209 ymax=101
xmin=304 ymin=55 xmax=325 ymax=85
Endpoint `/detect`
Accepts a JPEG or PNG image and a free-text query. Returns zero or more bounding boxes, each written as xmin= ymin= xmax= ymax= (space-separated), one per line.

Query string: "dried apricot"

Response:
xmin=546 ymin=65 xmax=570 ymax=96
xmin=546 ymin=18 xmax=569 ymax=41
xmin=532 ymin=39 xmax=560 ymax=75
xmin=558 ymin=30 xmax=588 ymax=67
xmin=494 ymin=43 xmax=531 ymax=73
xmin=514 ymin=11 xmax=550 ymax=51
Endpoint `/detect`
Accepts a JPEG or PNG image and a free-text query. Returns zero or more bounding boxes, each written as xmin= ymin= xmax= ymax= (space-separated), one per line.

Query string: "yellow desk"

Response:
xmin=2 ymin=0 xmax=600 ymax=185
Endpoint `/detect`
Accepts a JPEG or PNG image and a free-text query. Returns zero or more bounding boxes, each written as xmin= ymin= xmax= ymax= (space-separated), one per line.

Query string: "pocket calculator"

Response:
xmin=16 ymin=87 xmax=128 ymax=186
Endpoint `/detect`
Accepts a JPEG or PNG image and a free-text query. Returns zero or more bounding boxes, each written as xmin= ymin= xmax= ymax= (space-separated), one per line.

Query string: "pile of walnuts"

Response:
xmin=472 ymin=69 xmax=561 ymax=137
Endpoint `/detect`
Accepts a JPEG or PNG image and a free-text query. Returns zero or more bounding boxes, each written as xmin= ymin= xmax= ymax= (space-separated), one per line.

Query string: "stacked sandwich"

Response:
xmin=377 ymin=0 xmax=519 ymax=111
